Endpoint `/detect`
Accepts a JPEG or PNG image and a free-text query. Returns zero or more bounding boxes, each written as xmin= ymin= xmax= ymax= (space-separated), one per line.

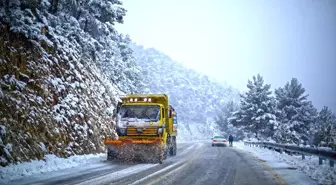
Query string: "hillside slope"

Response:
xmin=131 ymin=44 xmax=240 ymax=139
xmin=0 ymin=1 xmax=136 ymax=166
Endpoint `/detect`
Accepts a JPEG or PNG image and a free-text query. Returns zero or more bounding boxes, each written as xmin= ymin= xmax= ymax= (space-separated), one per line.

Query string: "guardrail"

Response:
xmin=244 ymin=141 xmax=336 ymax=167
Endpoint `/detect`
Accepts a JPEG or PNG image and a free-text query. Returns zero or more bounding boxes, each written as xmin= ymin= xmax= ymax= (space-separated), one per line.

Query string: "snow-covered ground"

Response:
xmin=0 ymin=153 xmax=106 ymax=183
xmin=235 ymin=142 xmax=336 ymax=185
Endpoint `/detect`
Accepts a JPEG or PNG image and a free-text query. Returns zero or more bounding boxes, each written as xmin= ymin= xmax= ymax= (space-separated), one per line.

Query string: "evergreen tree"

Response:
xmin=214 ymin=101 xmax=239 ymax=133
xmin=313 ymin=106 xmax=336 ymax=149
xmin=274 ymin=78 xmax=317 ymax=144
xmin=1 ymin=0 xmax=141 ymax=93
xmin=230 ymin=74 xmax=277 ymax=139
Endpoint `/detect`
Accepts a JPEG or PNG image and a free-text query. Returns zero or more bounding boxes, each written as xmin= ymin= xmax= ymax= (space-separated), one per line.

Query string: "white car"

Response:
xmin=212 ymin=136 xmax=228 ymax=147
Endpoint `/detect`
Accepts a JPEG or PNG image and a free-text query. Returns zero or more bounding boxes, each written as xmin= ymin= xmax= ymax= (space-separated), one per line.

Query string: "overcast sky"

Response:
xmin=116 ymin=0 xmax=336 ymax=112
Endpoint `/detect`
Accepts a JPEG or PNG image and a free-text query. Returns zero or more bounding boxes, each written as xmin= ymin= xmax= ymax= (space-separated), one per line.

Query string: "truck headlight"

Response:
xmin=118 ymin=127 xmax=126 ymax=136
xmin=136 ymin=128 xmax=143 ymax=133
xmin=157 ymin=128 xmax=163 ymax=135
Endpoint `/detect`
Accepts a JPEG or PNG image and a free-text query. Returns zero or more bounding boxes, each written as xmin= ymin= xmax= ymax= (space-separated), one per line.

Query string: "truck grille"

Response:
xmin=127 ymin=127 xmax=157 ymax=136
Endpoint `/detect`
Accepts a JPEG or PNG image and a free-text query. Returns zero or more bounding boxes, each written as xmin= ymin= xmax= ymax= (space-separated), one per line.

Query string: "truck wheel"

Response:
xmin=171 ymin=136 xmax=177 ymax=156
xmin=169 ymin=136 xmax=174 ymax=156
xmin=159 ymin=145 xmax=164 ymax=164
xmin=163 ymin=146 xmax=168 ymax=160
xmin=107 ymin=148 xmax=117 ymax=161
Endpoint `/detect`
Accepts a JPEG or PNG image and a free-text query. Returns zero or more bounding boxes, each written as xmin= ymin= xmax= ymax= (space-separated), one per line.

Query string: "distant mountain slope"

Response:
xmin=131 ymin=44 xmax=240 ymax=139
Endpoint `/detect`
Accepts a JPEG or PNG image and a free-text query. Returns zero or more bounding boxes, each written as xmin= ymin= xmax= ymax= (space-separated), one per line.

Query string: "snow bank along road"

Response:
xmin=3 ymin=141 xmax=311 ymax=185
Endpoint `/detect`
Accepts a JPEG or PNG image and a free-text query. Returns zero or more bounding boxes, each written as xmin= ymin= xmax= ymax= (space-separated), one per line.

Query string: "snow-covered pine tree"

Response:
xmin=230 ymin=74 xmax=277 ymax=140
xmin=214 ymin=101 xmax=239 ymax=133
xmin=214 ymin=100 xmax=245 ymax=139
xmin=274 ymin=78 xmax=317 ymax=145
xmin=59 ymin=0 xmax=142 ymax=93
xmin=98 ymin=33 xmax=143 ymax=93
xmin=1 ymin=0 xmax=141 ymax=93
xmin=313 ymin=106 xmax=336 ymax=149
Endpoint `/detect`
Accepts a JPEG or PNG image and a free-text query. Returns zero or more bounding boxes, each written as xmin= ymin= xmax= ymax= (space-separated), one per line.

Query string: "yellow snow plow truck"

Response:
xmin=104 ymin=94 xmax=178 ymax=164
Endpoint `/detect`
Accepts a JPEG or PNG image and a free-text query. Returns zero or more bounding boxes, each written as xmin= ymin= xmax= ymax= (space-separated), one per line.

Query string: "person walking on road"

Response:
xmin=228 ymin=134 xmax=233 ymax=147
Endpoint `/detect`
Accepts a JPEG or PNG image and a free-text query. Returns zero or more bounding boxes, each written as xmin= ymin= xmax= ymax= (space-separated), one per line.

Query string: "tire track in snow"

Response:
xmin=107 ymin=142 xmax=203 ymax=185
xmin=91 ymin=142 xmax=203 ymax=185
xmin=73 ymin=163 xmax=159 ymax=185
xmin=124 ymin=143 xmax=205 ymax=185
xmin=64 ymin=142 xmax=200 ymax=185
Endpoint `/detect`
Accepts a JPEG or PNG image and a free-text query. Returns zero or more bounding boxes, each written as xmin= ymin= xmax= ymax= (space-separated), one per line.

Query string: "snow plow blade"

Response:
xmin=104 ymin=138 xmax=162 ymax=145
xmin=104 ymin=138 xmax=166 ymax=164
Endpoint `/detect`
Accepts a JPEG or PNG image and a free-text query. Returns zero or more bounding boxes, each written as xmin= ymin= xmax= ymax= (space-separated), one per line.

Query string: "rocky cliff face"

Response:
xmin=0 ymin=23 xmax=121 ymax=166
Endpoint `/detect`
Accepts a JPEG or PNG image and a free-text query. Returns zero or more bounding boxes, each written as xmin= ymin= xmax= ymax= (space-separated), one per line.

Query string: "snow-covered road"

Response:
xmin=1 ymin=141 xmax=326 ymax=185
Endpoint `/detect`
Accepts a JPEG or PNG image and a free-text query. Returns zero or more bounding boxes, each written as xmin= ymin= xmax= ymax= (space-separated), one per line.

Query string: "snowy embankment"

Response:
xmin=0 ymin=153 xmax=105 ymax=183
xmin=235 ymin=142 xmax=336 ymax=185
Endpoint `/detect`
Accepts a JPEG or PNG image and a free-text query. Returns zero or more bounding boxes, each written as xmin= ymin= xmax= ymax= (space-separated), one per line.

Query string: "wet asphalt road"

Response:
xmin=120 ymin=142 xmax=283 ymax=185
xmin=5 ymin=141 xmax=285 ymax=185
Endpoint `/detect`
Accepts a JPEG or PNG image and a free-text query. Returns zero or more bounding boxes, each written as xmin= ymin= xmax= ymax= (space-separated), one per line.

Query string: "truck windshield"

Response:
xmin=119 ymin=105 xmax=160 ymax=121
